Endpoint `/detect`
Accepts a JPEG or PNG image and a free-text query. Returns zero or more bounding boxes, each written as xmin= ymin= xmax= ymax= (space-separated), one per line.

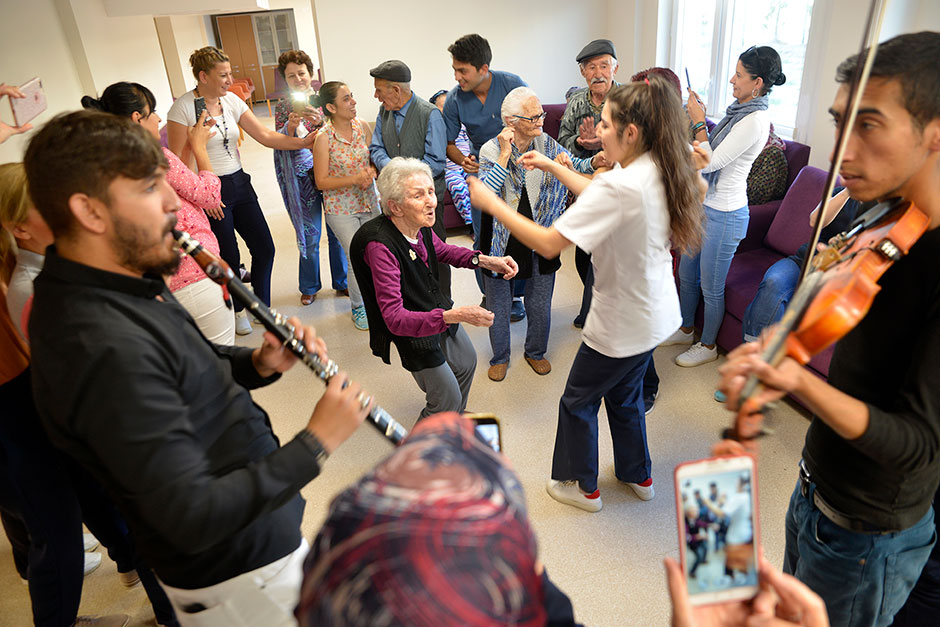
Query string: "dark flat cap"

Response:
xmin=576 ymin=39 xmax=617 ymax=64
xmin=370 ymin=60 xmax=411 ymax=83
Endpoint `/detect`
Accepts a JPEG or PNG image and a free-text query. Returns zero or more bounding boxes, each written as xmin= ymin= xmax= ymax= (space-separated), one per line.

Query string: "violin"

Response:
xmin=730 ymin=198 xmax=930 ymax=443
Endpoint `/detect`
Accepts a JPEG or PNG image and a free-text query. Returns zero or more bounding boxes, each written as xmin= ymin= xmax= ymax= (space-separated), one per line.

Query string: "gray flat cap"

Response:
xmin=576 ymin=39 xmax=617 ymax=64
xmin=369 ymin=60 xmax=411 ymax=83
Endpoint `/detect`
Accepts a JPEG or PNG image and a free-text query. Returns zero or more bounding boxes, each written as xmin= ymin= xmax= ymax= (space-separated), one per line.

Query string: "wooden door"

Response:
xmin=216 ymin=15 xmax=263 ymax=102
xmin=234 ymin=16 xmax=264 ymax=99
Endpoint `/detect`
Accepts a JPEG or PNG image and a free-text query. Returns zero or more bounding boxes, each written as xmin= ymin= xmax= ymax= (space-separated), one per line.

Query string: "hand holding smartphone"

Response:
xmin=674 ymin=454 xmax=759 ymax=606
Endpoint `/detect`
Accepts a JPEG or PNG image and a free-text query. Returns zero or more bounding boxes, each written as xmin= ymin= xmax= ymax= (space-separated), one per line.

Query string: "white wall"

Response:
xmin=69 ymin=0 xmax=174 ymax=121
xmin=0 ymin=0 xmax=87 ymax=163
xmin=169 ymin=14 xmax=210 ymax=95
xmin=313 ymin=0 xmax=607 ymax=123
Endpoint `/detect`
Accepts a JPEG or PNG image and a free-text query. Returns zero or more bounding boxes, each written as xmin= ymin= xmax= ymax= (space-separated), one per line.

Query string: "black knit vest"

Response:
xmin=350 ymin=215 xmax=454 ymax=372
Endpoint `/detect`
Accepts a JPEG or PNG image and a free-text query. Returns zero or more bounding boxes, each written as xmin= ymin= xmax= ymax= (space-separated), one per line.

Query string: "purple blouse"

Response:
xmin=364 ymin=230 xmax=477 ymax=338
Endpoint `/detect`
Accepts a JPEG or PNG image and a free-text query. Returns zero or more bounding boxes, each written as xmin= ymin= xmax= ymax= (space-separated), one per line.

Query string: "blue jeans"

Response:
xmin=679 ymin=205 xmax=749 ymax=346
xmin=484 ymin=254 xmax=554 ymax=365
xmin=783 ymin=480 xmax=937 ymax=627
xmin=551 ymin=345 xmax=653 ymax=493
xmin=298 ymin=223 xmax=348 ymax=295
xmin=742 ymin=257 xmax=799 ymax=342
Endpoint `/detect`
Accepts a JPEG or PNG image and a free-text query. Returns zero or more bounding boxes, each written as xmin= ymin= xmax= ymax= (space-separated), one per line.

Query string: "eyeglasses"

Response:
xmin=512 ymin=111 xmax=547 ymax=123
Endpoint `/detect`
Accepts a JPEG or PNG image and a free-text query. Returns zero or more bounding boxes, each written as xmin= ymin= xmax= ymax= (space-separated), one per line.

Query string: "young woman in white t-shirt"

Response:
xmin=666 ymin=46 xmax=786 ymax=367
xmin=470 ymin=76 xmax=706 ymax=512
xmin=166 ymin=47 xmax=316 ymax=335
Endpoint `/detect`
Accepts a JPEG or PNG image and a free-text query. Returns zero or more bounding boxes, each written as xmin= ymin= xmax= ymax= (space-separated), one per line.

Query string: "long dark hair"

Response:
xmin=606 ymin=77 xmax=703 ymax=254
xmin=318 ymin=81 xmax=347 ymax=119
xmin=739 ymin=46 xmax=786 ymax=96
xmin=81 ymin=82 xmax=156 ymax=119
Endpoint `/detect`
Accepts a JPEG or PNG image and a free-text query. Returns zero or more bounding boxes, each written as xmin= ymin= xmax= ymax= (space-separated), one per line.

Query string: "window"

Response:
xmin=672 ymin=0 xmax=815 ymax=138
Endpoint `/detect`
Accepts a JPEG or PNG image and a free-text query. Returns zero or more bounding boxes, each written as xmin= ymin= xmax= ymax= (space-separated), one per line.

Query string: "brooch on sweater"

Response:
xmin=409 ymin=249 xmax=417 ymax=261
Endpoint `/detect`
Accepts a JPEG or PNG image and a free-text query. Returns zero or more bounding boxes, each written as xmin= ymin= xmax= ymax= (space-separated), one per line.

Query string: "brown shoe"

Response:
xmin=488 ymin=363 xmax=507 ymax=381
xmin=337 ymin=288 xmax=349 ymax=297
xmin=525 ymin=356 xmax=551 ymax=375
xmin=300 ymin=293 xmax=316 ymax=306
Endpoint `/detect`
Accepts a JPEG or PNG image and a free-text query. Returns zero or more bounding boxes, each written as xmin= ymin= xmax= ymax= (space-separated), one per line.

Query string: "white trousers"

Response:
xmin=173 ymin=277 xmax=236 ymax=346
xmin=159 ymin=540 xmax=309 ymax=627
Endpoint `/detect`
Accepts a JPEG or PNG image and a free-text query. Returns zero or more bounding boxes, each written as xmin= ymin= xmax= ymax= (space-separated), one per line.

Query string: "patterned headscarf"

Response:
xmin=296 ymin=412 xmax=546 ymax=627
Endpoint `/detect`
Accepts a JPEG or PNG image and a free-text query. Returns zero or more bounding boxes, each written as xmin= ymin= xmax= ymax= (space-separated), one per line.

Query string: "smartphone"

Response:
xmin=193 ymin=97 xmax=207 ymax=124
xmin=467 ymin=413 xmax=502 ymax=452
xmin=290 ymin=91 xmax=308 ymax=114
xmin=674 ymin=455 xmax=759 ymax=606
xmin=685 ymin=68 xmax=692 ymax=91
xmin=10 ymin=77 xmax=47 ymax=127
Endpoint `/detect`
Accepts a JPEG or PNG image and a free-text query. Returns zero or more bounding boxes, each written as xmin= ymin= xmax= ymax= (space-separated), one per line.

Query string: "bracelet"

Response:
xmin=297 ymin=429 xmax=329 ymax=467
xmin=691 ymin=121 xmax=706 ymax=134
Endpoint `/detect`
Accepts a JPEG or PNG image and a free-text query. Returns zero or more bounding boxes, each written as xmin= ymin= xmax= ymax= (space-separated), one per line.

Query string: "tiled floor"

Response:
xmin=0 ymin=109 xmax=810 ymax=626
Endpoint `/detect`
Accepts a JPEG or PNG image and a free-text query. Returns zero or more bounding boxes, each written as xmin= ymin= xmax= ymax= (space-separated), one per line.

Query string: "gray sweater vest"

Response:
xmin=379 ymin=96 xmax=444 ymax=199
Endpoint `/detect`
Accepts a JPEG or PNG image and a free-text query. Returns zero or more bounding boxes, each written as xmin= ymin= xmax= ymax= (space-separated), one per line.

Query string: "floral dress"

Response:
xmin=319 ymin=118 xmax=379 ymax=216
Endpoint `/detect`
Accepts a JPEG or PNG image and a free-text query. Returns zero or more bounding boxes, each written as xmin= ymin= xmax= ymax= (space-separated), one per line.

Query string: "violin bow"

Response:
xmin=798 ymin=0 xmax=890 ymax=282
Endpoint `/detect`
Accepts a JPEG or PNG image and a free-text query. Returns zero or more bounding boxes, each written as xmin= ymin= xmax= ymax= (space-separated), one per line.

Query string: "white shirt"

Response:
xmin=167 ymin=91 xmax=249 ymax=176
xmin=7 ymin=248 xmax=44 ymax=340
xmin=724 ymin=491 xmax=753 ymax=545
xmin=700 ymin=110 xmax=769 ymax=211
xmin=554 ymin=152 xmax=680 ymax=358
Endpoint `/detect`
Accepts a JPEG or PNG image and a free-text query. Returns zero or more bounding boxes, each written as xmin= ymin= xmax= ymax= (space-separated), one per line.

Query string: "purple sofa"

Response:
xmin=713 ymin=164 xmax=837 ymax=379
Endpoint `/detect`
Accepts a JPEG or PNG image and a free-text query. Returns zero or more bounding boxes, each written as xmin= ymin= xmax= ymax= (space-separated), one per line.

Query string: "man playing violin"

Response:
xmin=22 ymin=110 xmax=372 ymax=626
xmin=719 ymin=31 xmax=940 ymax=627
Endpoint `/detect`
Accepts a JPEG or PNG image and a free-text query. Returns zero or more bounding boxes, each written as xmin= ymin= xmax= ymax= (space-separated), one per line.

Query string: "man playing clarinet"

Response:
xmin=719 ymin=32 xmax=940 ymax=627
xmin=24 ymin=110 xmax=370 ymax=627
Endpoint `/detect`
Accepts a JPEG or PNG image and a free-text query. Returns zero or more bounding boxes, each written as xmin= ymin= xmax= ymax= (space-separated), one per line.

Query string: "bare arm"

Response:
xmin=517 ymin=151 xmax=591 ymax=196
xmin=166 ymin=121 xmax=194 ymax=167
xmin=447 ymin=141 xmax=479 ymax=173
xmin=238 ymin=108 xmax=311 ymax=151
xmin=468 ymin=178 xmax=572 ymax=259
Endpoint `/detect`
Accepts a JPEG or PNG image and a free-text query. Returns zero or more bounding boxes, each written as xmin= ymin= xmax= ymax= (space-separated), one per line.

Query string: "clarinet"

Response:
xmin=172 ymin=228 xmax=408 ymax=446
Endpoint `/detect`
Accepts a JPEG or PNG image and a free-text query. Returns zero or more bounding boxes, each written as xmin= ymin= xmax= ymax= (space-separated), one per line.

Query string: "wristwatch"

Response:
xmin=296 ymin=429 xmax=329 ymax=468
xmin=471 ymin=252 xmax=481 ymax=266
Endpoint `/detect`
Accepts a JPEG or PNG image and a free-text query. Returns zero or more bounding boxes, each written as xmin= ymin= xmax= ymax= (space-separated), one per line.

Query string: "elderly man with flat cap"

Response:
xmin=369 ymin=59 xmax=451 ymax=298
xmin=558 ymin=39 xmax=620 ymax=160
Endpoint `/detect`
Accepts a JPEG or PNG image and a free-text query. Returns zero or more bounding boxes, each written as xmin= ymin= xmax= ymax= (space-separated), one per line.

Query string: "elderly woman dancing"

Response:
xmin=350 ymin=157 xmax=517 ymax=420
xmin=479 ymin=86 xmax=600 ymax=382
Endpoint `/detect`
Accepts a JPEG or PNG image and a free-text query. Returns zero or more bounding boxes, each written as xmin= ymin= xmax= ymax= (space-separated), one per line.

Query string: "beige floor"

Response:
xmin=0 ymin=110 xmax=810 ymax=626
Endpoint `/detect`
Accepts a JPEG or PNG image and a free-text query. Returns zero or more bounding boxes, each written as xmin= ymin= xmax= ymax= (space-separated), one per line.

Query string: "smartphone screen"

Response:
xmin=467 ymin=414 xmax=501 ymax=452
xmin=10 ymin=77 xmax=47 ymax=127
xmin=675 ymin=456 xmax=758 ymax=605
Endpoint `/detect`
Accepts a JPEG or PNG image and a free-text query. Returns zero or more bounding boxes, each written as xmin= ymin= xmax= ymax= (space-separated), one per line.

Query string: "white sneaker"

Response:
xmin=675 ymin=342 xmax=718 ymax=367
xmin=83 ymin=532 xmax=99 ymax=552
xmin=624 ymin=481 xmax=655 ymax=501
xmin=84 ymin=552 xmax=102 ymax=576
xmin=546 ymin=479 xmax=602 ymax=512
xmin=661 ymin=328 xmax=694 ymax=346
xmin=235 ymin=310 xmax=252 ymax=336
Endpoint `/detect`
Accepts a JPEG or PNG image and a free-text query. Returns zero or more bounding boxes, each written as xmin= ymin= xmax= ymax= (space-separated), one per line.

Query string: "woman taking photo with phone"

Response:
xmin=274 ymin=49 xmax=348 ymax=306
xmin=470 ymin=75 xmax=705 ymax=512
xmin=666 ymin=45 xmax=785 ymax=367
xmin=312 ymin=81 xmax=381 ymax=331
xmin=83 ymin=81 xmax=236 ymax=345
xmin=166 ymin=46 xmax=316 ymax=335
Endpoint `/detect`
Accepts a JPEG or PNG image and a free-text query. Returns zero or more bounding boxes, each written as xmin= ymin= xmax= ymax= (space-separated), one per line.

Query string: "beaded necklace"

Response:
xmin=196 ymin=88 xmax=233 ymax=160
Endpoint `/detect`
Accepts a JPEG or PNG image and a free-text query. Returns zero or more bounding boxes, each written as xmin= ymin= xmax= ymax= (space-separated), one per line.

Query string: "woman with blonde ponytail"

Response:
xmin=470 ymin=75 xmax=705 ymax=513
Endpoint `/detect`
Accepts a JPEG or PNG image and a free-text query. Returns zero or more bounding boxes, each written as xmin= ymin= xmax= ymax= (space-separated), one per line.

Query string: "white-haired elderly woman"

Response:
xmin=479 ymin=86 xmax=603 ymax=382
xmin=350 ymin=157 xmax=517 ymax=419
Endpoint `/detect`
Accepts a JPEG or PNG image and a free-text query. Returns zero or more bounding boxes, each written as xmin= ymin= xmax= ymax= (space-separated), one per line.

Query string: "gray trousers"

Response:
xmin=410 ymin=325 xmax=477 ymax=419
